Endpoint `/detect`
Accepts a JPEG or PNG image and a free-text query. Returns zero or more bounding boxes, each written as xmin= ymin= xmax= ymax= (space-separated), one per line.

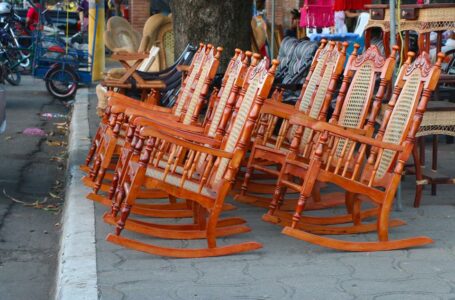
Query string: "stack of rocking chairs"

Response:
xmin=83 ymin=43 xmax=279 ymax=257
xmin=237 ymin=46 xmax=444 ymax=251
xmin=83 ymin=37 xmax=444 ymax=257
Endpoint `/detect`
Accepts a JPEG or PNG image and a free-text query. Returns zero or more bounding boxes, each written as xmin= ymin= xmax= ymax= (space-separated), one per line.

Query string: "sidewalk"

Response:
xmin=58 ymin=88 xmax=455 ymax=300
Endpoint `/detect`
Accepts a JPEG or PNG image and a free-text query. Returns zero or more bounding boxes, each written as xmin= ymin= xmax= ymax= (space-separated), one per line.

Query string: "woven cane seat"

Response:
xmin=145 ymin=165 xmax=215 ymax=197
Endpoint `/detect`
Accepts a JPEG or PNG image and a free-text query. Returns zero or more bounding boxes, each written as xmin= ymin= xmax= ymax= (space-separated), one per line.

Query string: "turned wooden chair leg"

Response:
xmin=351 ymin=194 xmax=362 ymax=226
xmin=108 ymin=171 xmax=119 ymax=200
xmin=85 ymin=142 xmax=97 ymax=166
xmin=431 ymin=134 xmax=438 ymax=196
xmin=267 ymin=180 xmax=287 ymax=215
xmin=94 ymin=167 xmax=107 ymax=193
xmin=413 ymin=144 xmax=424 ymax=208
xmin=240 ymin=154 xmax=255 ymax=196
xmin=90 ymin=157 xmax=101 ymax=179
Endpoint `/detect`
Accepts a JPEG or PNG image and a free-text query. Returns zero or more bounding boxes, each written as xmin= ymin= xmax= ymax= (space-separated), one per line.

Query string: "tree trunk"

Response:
xmin=170 ymin=0 xmax=252 ymax=72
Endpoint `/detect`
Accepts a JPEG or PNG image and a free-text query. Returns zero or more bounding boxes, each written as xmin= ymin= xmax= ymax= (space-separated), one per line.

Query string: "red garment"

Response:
xmin=334 ymin=0 xmax=371 ymax=11
xmin=26 ymin=4 xmax=41 ymax=31
xmin=300 ymin=0 xmax=334 ymax=28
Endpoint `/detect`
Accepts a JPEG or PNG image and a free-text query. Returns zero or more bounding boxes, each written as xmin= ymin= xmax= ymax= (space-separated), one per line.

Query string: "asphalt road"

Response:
xmin=0 ymin=77 xmax=69 ymax=300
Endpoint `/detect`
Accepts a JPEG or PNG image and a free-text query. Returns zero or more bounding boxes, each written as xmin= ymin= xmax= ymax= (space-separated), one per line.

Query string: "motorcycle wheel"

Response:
xmin=45 ymin=66 xmax=78 ymax=101
xmin=5 ymin=66 xmax=21 ymax=86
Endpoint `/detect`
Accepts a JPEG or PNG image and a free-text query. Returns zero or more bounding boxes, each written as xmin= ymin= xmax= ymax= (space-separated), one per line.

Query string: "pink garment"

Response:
xmin=300 ymin=0 xmax=335 ymax=28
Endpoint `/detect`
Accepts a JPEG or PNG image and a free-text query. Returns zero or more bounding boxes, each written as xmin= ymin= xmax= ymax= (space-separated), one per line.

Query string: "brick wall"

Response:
xmin=266 ymin=0 xmax=302 ymax=29
xmin=130 ymin=0 xmax=150 ymax=32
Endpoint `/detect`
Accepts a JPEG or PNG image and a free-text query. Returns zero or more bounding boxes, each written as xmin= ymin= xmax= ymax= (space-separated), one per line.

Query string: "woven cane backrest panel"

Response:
xmin=286 ymin=43 xmax=330 ymax=141
xmin=298 ymin=44 xmax=329 ymax=112
xmin=375 ymin=70 xmax=422 ymax=179
xmin=213 ymin=59 xmax=269 ymax=183
xmin=207 ymin=55 xmax=243 ymax=137
xmin=182 ymin=49 xmax=215 ymax=125
xmin=163 ymin=31 xmax=175 ymax=67
xmin=335 ymin=62 xmax=375 ymax=156
xmin=300 ymin=50 xmax=339 ymax=147
xmin=174 ymin=46 xmax=205 ymax=116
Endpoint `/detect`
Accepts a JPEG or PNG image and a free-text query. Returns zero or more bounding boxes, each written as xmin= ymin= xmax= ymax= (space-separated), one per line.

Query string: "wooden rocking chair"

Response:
xmin=235 ymin=41 xmax=346 ymax=207
xmin=278 ymin=52 xmax=443 ymax=251
xmin=239 ymin=45 xmax=397 ymax=214
xmin=105 ymin=59 xmax=278 ymax=258
xmin=262 ymin=45 xmax=398 ymax=225
xmin=87 ymin=50 xmax=254 ymax=218
xmin=82 ymin=45 xmax=221 ymax=194
xmin=104 ymin=58 xmax=278 ymax=258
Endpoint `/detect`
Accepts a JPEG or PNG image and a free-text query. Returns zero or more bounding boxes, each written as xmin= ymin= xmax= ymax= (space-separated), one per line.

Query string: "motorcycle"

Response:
xmin=0 ymin=3 xmax=31 ymax=69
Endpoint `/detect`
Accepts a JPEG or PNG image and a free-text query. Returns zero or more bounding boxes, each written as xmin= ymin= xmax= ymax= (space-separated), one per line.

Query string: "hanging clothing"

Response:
xmin=300 ymin=0 xmax=335 ymax=28
xmin=334 ymin=0 xmax=371 ymax=11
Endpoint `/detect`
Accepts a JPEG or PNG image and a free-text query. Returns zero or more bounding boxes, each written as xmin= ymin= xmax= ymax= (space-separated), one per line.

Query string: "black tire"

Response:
xmin=5 ymin=67 xmax=21 ymax=85
xmin=45 ymin=66 xmax=78 ymax=101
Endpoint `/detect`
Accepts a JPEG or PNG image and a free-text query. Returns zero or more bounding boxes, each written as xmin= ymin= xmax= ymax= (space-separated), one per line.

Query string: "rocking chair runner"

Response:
xmin=90 ymin=50 xmax=254 ymax=216
xmin=83 ymin=45 xmax=221 ymax=194
xmin=105 ymin=58 xmax=278 ymax=258
xmin=262 ymin=45 xmax=398 ymax=225
xmin=279 ymin=52 xmax=443 ymax=251
xmin=235 ymin=41 xmax=346 ymax=206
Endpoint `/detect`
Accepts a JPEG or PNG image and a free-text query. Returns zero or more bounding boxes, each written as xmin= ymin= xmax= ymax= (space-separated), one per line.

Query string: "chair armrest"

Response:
xmin=311 ymin=121 xmax=404 ymax=152
xmin=107 ymin=93 xmax=172 ymax=114
xmin=140 ymin=126 xmax=232 ymax=159
xmin=260 ymin=100 xmax=298 ymax=119
xmin=123 ymin=106 xmax=174 ymax=118
xmin=111 ymin=51 xmax=149 ymax=61
xmin=134 ymin=117 xmax=220 ymax=147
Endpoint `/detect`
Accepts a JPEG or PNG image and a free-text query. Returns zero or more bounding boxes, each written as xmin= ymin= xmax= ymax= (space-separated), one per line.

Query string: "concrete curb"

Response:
xmin=54 ymin=90 xmax=98 ymax=300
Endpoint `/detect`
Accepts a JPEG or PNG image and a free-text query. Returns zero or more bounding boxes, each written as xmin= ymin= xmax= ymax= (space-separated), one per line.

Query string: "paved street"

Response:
xmin=85 ymin=92 xmax=455 ymax=300
xmin=0 ymin=77 xmax=69 ymax=300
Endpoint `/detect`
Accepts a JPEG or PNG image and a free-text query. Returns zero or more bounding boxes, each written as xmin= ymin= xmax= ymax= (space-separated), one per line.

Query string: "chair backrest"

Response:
xmin=157 ymin=22 xmax=175 ymax=69
xmin=172 ymin=44 xmax=207 ymax=116
xmin=270 ymin=40 xmax=331 ymax=145
xmin=206 ymin=50 xmax=248 ymax=137
xmin=336 ymin=45 xmax=396 ymax=131
xmin=104 ymin=16 xmax=141 ymax=53
xmin=138 ymin=14 xmax=171 ymax=52
xmin=297 ymin=45 xmax=397 ymax=162
xmin=299 ymin=42 xmax=347 ymax=147
xmin=311 ymin=52 xmax=442 ymax=200
xmin=331 ymin=45 xmax=396 ymax=157
xmin=295 ymin=40 xmax=330 ymax=112
xmin=180 ymin=46 xmax=222 ymax=125
xmin=137 ymin=46 xmax=160 ymax=72
xmin=373 ymin=52 xmax=443 ymax=182
xmin=210 ymin=58 xmax=278 ymax=187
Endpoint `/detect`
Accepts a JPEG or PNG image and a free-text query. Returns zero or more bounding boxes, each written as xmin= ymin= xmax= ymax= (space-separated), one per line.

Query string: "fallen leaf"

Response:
xmin=49 ymin=192 xmax=60 ymax=199
xmin=4 ymin=136 xmax=12 ymax=141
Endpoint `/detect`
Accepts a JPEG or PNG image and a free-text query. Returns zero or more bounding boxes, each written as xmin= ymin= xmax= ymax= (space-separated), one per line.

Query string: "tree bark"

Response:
xmin=170 ymin=0 xmax=252 ymax=72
